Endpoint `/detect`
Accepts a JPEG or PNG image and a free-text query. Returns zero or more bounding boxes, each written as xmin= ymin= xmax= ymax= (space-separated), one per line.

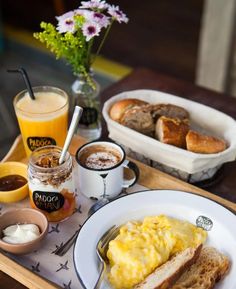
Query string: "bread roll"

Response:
xmin=171 ymin=247 xmax=230 ymax=289
xmin=186 ymin=130 xmax=226 ymax=154
xmin=151 ymin=104 xmax=189 ymax=122
xmin=109 ymin=98 xmax=148 ymax=122
xmin=155 ymin=116 xmax=189 ymax=148
xmin=120 ymin=105 xmax=154 ymax=136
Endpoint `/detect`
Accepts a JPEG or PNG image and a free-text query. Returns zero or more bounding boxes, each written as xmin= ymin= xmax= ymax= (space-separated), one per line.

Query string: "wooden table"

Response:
xmin=1 ymin=67 xmax=236 ymax=289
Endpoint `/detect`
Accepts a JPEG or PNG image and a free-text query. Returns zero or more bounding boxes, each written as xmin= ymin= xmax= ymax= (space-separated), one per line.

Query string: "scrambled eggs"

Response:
xmin=107 ymin=215 xmax=207 ymax=289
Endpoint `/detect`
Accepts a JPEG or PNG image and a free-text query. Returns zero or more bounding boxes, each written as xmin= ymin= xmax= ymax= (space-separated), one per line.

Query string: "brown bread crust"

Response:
xmin=109 ymin=100 xmax=227 ymax=154
xmin=120 ymin=105 xmax=155 ymax=136
xmin=150 ymin=104 xmax=189 ymax=122
xmin=109 ymin=98 xmax=148 ymax=122
xmin=155 ymin=116 xmax=190 ymax=148
xmin=186 ymin=130 xmax=226 ymax=154
xmin=171 ymin=247 xmax=230 ymax=289
xmin=135 ymin=245 xmax=202 ymax=289
xmin=109 ymin=101 xmax=189 ymax=123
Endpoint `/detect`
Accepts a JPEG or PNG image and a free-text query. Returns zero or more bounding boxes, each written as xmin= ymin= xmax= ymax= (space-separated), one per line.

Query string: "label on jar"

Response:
xmin=27 ymin=137 xmax=56 ymax=151
xmin=33 ymin=191 xmax=64 ymax=213
xmin=80 ymin=107 xmax=98 ymax=126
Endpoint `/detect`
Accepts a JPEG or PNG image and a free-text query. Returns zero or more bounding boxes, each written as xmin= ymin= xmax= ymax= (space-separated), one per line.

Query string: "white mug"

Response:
xmin=75 ymin=141 xmax=139 ymax=200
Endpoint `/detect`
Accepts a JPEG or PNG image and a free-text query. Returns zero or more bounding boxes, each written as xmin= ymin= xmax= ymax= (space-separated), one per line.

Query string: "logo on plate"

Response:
xmin=196 ymin=215 xmax=213 ymax=231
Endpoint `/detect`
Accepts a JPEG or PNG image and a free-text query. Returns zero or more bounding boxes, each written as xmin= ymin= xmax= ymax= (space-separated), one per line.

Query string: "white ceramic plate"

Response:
xmin=73 ymin=190 xmax=236 ymax=289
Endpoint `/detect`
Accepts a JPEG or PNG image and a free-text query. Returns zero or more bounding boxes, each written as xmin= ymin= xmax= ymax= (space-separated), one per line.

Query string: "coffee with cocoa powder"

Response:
xmin=78 ymin=145 xmax=122 ymax=169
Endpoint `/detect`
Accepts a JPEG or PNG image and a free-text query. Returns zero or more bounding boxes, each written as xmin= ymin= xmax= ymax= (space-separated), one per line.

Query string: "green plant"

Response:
xmin=34 ymin=0 xmax=128 ymax=84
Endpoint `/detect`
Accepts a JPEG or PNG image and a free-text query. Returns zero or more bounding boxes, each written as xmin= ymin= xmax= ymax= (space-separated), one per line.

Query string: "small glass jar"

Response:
xmin=28 ymin=145 xmax=75 ymax=222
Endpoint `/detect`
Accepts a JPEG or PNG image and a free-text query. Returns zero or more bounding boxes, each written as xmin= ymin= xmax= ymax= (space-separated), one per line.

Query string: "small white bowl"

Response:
xmin=0 ymin=208 xmax=48 ymax=255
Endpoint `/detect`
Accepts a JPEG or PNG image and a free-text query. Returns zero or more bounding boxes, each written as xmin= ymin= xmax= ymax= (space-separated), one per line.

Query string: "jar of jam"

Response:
xmin=28 ymin=145 xmax=75 ymax=222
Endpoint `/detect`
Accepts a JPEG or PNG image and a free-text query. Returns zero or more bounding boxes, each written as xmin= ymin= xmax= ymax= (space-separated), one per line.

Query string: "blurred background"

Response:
xmin=1 ymin=0 xmax=203 ymax=81
xmin=0 ymin=0 xmax=235 ymax=158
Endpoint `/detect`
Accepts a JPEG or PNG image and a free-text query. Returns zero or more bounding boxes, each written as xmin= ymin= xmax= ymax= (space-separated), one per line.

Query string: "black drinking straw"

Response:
xmin=7 ymin=67 xmax=36 ymax=100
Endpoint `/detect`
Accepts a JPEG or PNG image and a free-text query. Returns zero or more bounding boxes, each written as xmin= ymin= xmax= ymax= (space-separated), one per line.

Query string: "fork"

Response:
xmin=93 ymin=225 xmax=121 ymax=289
xmin=54 ymin=229 xmax=80 ymax=256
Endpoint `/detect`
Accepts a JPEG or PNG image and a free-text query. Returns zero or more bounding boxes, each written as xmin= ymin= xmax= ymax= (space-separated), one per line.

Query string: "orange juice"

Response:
xmin=14 ymin=86 xmax=69 ymax=156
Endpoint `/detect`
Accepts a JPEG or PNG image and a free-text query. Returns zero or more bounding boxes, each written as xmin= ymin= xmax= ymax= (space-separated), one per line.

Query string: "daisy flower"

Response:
xmin=73 ymin=9 xmax=87 ymax=17
xmin=80 ymin=0 xmax=108 ymax=10
xmin=56 ymin=11 xmax=76 ymax=33
xmin=108 ymin=5 xmax=129 ymax=23
xmin=89 ymin=11 xmax=110 ymax=28
xmin=34 ymin=0 xmax=128 ymax=79
xmin=82 ymin=21 xmax=101 ymax=41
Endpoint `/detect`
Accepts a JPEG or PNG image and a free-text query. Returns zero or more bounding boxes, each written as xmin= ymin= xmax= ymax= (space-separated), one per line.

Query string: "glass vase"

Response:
xmin=71 ymin=73 xmax=102 ymax=141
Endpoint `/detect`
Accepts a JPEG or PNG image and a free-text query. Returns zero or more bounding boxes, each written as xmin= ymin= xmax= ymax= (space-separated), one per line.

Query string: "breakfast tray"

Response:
xmin=1 ymin=135 xmax=236 ymax=289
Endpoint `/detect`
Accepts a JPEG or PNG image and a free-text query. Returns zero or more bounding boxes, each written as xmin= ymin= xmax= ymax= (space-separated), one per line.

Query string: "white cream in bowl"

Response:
xmin=2 ymin=223 xmax=40 ymax=244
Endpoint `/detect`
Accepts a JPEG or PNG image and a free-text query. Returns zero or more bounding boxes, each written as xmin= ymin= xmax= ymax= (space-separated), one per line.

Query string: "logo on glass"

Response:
xmin=27 ymin=137 xmax=56 ymax=151
xmin=33 ymin=191 xmax=65 ymax=213
xmin=196 ymin=215 xmax=213 ymax=231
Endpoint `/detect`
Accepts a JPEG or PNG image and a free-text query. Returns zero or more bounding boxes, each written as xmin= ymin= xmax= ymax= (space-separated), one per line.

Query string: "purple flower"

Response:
xmin=108 ymin=5 xmax=129 ymax=23
xmin=82 ymin=21 xmax=101 ymax=41
xmin=89 ymin=12 xmax=110 ymax=28
xmin=56 ymin=11 xmax=76 ymax=33
xmin=73 ymin=9 xmax=87 ymax=17
xmin=80 ymin=0 xmax=108 ymax=10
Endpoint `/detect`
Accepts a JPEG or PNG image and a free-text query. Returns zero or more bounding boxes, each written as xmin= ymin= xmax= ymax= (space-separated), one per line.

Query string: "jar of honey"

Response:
xmin=28 ymin=145 xmax=75 ymax=222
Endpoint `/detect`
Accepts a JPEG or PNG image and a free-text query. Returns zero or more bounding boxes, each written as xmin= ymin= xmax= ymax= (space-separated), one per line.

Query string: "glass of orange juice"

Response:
xmin=14 ymin=86 xmax=69 ymax=157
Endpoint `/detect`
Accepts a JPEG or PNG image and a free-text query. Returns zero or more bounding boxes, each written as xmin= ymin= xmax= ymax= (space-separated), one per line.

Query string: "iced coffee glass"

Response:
xmin=14 ymin=86 xmax=69 ymax=157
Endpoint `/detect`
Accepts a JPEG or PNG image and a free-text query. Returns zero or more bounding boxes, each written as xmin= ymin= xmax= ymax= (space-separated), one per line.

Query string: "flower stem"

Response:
xmin=86 ymin=38 xmax=94 ymax=70
xmin=92 ymin=20 xmax=114 ymax=63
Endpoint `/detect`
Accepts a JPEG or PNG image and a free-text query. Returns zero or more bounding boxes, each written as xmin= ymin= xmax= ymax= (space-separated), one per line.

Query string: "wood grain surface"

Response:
xmin=3 ymin=135 xmax=236 ymax=212
xmin=0 ymin=253 xmax=60 ymax=289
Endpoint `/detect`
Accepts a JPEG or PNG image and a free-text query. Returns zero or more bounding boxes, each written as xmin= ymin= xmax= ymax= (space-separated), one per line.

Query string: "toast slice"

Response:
xmin=134 ymin=244 xmax=202 ymax=289
xmin=171 ymin=247 xmax=230 ymax=289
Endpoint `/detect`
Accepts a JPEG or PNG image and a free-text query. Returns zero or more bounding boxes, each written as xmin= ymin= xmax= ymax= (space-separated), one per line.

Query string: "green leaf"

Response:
xmin=33 ymin=21 xmax=91 ymax=77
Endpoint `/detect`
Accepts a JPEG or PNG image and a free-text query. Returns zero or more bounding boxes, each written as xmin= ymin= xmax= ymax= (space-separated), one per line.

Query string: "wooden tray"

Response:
xmin=1 ymin=135 xmax=236 ymax=289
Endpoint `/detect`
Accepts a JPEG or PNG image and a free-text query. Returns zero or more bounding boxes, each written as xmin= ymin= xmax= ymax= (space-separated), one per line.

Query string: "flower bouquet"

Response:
xmin=34 ymin=0 xmax=128 ymax=84
xmin=34 ymin=0 xmax=128 ymax=140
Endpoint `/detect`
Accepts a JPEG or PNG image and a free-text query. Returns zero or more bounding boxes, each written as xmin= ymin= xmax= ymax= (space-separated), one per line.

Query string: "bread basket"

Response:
xmin=102 ymin=89 xmax=236 ymax=183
